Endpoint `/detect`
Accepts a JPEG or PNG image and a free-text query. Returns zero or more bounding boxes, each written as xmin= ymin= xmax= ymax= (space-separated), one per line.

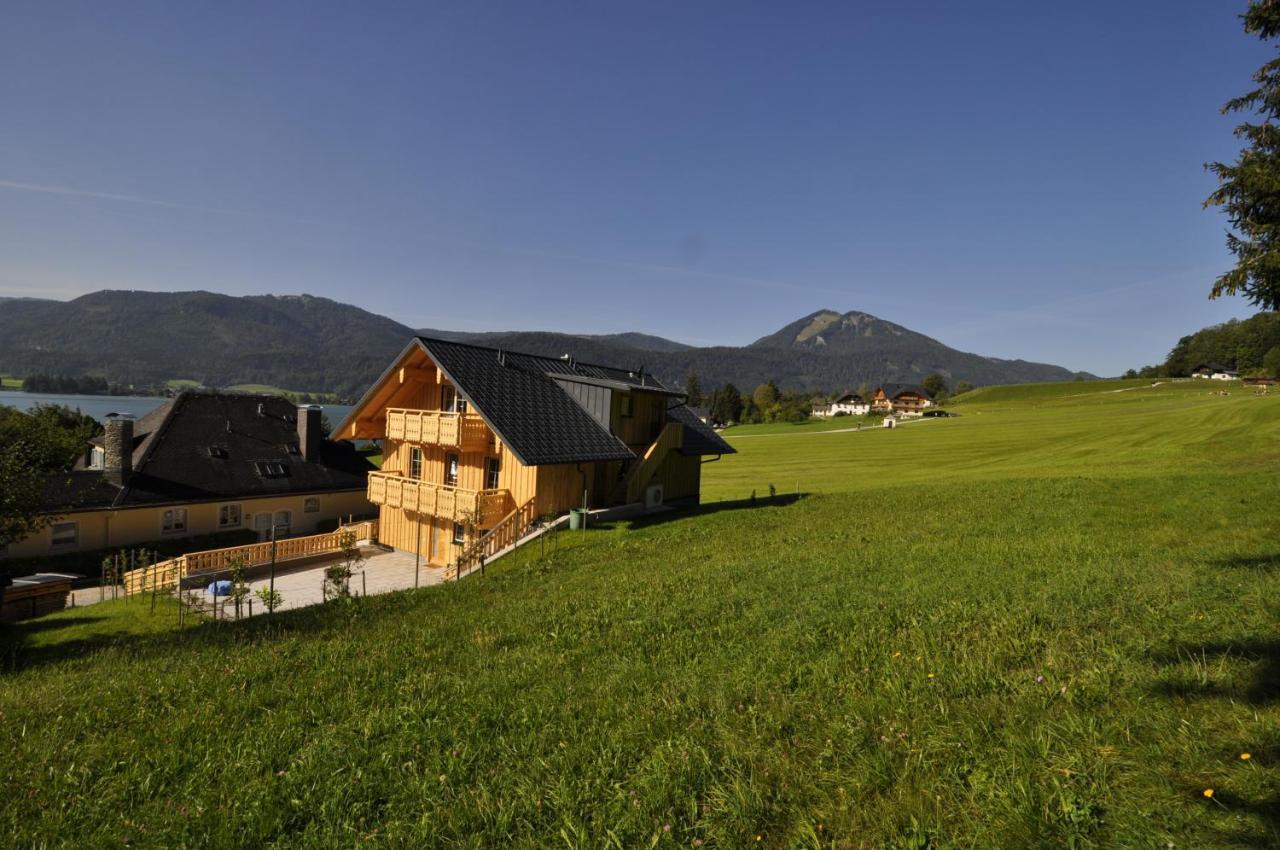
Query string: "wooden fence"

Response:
xmin=123 ymin=520 xmax=378 ymax=595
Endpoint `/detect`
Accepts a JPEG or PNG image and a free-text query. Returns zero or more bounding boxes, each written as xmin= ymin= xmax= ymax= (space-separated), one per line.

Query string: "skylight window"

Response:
xmin=253 ymin=460 xmax=290 ymax=478
xmin=207 ymin=445 xmax=228 ymax=459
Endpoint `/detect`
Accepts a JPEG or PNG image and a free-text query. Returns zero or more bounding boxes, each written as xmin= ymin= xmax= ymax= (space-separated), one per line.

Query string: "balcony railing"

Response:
xmin=367 ymin=471 xmax=510 ymax=526
xmin=385 ymin=408 xmax=490 ymax=451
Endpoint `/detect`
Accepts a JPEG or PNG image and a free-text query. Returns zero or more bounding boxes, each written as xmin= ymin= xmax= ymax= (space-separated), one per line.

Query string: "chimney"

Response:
xmin=103 ymin=413 xmax=135 ymax=485
xmin=298 ymin=405 xmax=322 ymax=462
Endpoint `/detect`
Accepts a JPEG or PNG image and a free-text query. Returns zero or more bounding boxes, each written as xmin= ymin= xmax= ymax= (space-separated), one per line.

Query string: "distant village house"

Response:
xmin=1191 ymin=363 xmax=1239 ymax=380
xmin=812 ymin=392 xmax=870 ymax=418
xmin=871 ymin=384 xmax=934 ymax=417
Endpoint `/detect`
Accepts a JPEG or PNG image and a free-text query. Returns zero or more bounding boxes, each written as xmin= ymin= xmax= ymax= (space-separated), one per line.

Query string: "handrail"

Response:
xmin=385 ymin=408 xmax=489 ymax=449
xmin=121 ymin=520 xmax=379 ymax=596
xmin=446 ymin=497 xmax=538 ymax=581
xmin=367 ymin=471 xmax=510 ymax=525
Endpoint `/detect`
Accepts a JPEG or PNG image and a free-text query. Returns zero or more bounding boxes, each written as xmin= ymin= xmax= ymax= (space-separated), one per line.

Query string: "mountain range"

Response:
xmin=0 ymin=291 xmax=1090 ymax=399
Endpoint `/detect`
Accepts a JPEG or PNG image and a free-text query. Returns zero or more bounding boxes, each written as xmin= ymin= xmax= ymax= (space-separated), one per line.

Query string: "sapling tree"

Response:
xmin=323 ymin=530 xmax=364 ymax=599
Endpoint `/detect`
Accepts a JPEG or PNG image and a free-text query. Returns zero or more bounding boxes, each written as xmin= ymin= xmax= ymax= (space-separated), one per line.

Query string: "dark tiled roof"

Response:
xmin=418 ymin=338 xmax=636 ymax=465
xmin=667 ymin=404 xmax=736 ymax=456
xmin=878 ymin=383 xmax=932 ymax=400
xmin=52 ymin=392 xmax=373 ymax=511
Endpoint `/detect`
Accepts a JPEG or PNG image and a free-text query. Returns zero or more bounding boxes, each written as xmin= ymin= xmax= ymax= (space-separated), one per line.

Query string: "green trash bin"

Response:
xmin=569 ymin=508 xmax=586 ymax=530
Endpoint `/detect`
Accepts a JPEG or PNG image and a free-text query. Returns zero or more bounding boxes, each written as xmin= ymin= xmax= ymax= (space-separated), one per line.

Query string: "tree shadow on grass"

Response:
xmin=1151 ymin=641 xmax=1280 ymax=847
xmin=1149 ymin=638 xmax=1280 ymax=706
xmin=0 ymin=594 xmax=389 ymax=675
xmin=1213 ymin=553 xmax=1280 ymax=571
xmin=2 ymin=614 xmax=106 ymax=634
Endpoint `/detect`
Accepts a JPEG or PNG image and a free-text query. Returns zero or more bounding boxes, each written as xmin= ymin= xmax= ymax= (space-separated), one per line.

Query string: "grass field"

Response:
xmin=165 ymin=378 xmax=204 ymax=390
xmin=2 ymin=379 xmax=1278 ymax=847
xmin=0 ymin=376 xmax=22 ymax=389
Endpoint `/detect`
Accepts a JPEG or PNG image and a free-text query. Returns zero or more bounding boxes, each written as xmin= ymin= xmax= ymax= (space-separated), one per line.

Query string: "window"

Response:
xmin=485 ymin=456 xmax=500 ymax=490
xmin=218 ymin=504 xmax=242 ymax=528
xmin=89 ymin=447 xmax=105 ymax=469
xmin=51 ymin=522 xmax=78 ymax=548
xmin=162 ymin=508 xmax=188 ymax=534
xmin=274 ymin=510 xmax=292 ymax=535
xmin=409 ymin=446 xmax=423 ymax=480
xmin=445 ymin=453 xmax=459 ymax=487
xmin=304 ymin=497 xmax=320 ymax=513
xmin=441 ymin=384 xmax=467 ymax=413
xmin=253 ymin=460 xmax=289 ymax=478
xmin=452 ymin=522 xmax=465 ymax=545
xmin=620 ymin=395 xmax=634 ymax=417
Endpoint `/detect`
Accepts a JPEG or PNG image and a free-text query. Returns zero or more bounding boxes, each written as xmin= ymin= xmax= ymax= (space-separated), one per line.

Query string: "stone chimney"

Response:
xmin=298 ymin=405 xmax=322 ymax=462
xmin=103 ymin=413 xmax=135 ymax=485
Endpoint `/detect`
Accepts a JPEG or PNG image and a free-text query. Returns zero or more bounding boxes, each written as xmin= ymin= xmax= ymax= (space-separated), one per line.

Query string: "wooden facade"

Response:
xmin=338 ymin=341 xmax=723 ymax=566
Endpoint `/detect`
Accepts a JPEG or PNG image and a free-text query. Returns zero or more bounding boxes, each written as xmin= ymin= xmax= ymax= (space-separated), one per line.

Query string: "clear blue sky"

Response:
xmin=0 ymin=1 xmax=1268 ymax=375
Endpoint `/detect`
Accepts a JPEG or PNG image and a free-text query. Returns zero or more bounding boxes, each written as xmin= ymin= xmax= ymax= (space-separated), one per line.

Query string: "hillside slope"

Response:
xmin=0 ymin=291 xmax=1085 ymax=396
xmin=3 ymin=386 xmax=1277 ymax=846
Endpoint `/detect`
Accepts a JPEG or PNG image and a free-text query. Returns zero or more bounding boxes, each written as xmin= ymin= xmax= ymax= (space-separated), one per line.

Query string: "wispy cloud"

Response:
xmin=0 ymin=179 xmax=259 ymax=217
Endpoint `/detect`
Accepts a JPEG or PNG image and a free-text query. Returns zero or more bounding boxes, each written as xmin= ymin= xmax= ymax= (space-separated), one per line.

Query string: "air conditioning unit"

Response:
xmin=644 ymin=484 xmax=664 ymax=509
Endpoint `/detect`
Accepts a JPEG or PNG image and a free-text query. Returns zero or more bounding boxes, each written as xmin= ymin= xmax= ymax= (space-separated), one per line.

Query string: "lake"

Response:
xmin=0 ymin=390 xmax=355 ymax=427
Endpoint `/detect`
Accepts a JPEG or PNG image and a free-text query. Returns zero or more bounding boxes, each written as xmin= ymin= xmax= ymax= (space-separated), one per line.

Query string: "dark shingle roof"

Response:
xmin=667 ymin=404 xmax=735 ymax=456
xmin=53 ymin=392 xmax=373 ymax=511
xmin=878 ymin=383 xmax=932 ymax=400
xmin=419 ymin=338 xmax=636 ymax=465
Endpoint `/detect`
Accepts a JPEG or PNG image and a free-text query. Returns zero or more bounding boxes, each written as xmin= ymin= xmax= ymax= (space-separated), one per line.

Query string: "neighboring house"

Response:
xmin=829 ymin=393 xmax=870 ymax=416
xmin=1191 ymin=363 xmax=1239 ymax=380
xmin=687 ymin=406 xmax=711 ymax=424
xmin=334 ymin=337 xmax=735 ymax=566
xmin=871 ymin=384 xmax=934 ymax=417
xmin=1 ymin=392 xmax=376 ymax=561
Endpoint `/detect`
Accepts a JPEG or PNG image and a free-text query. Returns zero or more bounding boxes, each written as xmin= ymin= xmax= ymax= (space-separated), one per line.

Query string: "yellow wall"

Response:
xmin=1 ymin=490 xmax=373 ymax=560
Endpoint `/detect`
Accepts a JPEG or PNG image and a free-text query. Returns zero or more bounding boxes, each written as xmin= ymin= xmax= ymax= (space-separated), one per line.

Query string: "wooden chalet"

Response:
xmin=334 ymin=338 xmax=734 ymax=567
xmin=871 ymin=384 xmax=933 ymax=417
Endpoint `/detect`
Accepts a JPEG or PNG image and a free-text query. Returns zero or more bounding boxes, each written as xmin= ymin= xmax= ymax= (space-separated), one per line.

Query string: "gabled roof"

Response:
xmin=667 ymin=404 xmax=735 ymax=456
xmin=52 ymin=392 xmax=373 ymax=511
xmin=337 ymin=337 xmax=734 ymax=465
xmin=1192 ymin=363 xmax=1235 ymax=373
xmin=833 ymin=392 xmax=867 ymax=404
xmin=877 ymin=383 xmax=932 ymax=400
xmin=416 ymin=338 xmax=637 ymax=466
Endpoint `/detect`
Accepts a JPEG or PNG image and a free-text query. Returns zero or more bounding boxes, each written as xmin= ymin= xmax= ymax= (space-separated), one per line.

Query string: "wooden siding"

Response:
xmin=652 ymin=452 xmax=701 ymax=502
xmin=611 ymin=389 xmax=669 ymax=450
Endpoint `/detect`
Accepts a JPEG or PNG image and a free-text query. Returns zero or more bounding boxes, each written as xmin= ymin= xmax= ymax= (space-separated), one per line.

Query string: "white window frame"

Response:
xmin=409 ymin=446 xmax=423 ymax=480
xmin=445 ymin=453 xmax=459 ymax=487
xmin=452 ymin=522 xmax=465 ymax=545
xmin=218 ymin=503 xmax=242 ymax=528
xmin=50 ymin=521 xmax=79 ymax=549
xmin=161 ymin=508 xmax=188 ymax=535
xmin=304 ymin=497 xmax=320 ymax=513
xmin=89 ymin=447 xmax=105 ymax=470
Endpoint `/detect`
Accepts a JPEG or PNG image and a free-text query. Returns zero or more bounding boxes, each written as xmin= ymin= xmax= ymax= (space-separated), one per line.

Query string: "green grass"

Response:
xmin=165 ymin=378 xmax=204 ymax=390
xmin=2 ymin=379 xmax=1278 ymax=847
xmin=0 ymin=376 xmax=22 ymax=389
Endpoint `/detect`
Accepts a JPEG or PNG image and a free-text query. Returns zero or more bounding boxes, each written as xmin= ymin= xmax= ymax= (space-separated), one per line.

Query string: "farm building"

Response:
xmin=0 ymin=392 xmax=376 ymax=561
xmin=333 ymin=338 xmax=734 ymax=568
xmin=1191 ymin=363 xmax=1239 ymax=380
xmin=813 ymin=392 xmax=870 ymax=417
xmin=871 ymin=384 xmax=934 ymax=417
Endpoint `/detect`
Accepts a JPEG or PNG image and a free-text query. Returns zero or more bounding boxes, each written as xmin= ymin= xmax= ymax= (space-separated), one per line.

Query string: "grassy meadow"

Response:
xmin=0 ymin=376 xmax=23 ymax=389
xmin=2 ymin=379 xmax=1279 ymax=847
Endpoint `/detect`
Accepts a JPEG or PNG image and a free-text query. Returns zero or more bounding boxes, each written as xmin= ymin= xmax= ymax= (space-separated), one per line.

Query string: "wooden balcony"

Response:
xmin=385 ymin=408 xmax=490 ymax=451
xmin=367 ymin=471 xmax=511 ymax=527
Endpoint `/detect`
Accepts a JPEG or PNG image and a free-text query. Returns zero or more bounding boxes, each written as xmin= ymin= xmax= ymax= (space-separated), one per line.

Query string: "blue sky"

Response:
xmin=0 ymin=1 xmax=1269 ymax=375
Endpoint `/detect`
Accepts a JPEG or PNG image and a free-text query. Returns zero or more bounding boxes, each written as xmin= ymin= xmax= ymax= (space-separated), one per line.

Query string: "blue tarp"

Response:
xmin=207 ymin=580 xmax=233 ymax=596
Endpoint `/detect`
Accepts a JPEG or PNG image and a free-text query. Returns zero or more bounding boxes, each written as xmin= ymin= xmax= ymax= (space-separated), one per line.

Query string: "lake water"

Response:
xmin=0 ymin=390 xmax=354 ymax=427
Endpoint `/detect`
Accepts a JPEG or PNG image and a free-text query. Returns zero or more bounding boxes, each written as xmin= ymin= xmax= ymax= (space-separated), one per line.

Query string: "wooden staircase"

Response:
xmin=445 ymin=497 xmax=542 ymax=581
xmin=612 ymin=421 xmax=683 ymax=505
